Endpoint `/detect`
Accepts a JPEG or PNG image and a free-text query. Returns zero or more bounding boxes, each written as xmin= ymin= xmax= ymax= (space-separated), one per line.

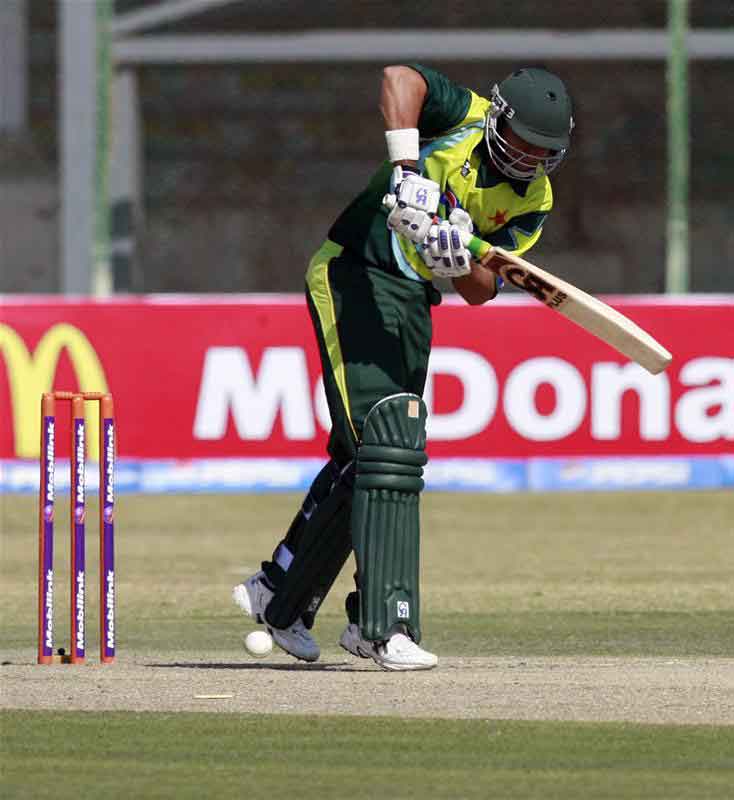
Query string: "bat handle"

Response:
xmin=460 ymin=230 xmax=493 ymax=259
xmin=382 ymin=196 xmax=494 ymax=260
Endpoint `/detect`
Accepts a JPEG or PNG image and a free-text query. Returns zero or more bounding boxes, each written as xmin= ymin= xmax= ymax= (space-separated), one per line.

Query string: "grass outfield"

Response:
xmin=1 ymin=491 xmax=732 ymax=657
xmin=2 ymin=712 xmax=734 ymax=800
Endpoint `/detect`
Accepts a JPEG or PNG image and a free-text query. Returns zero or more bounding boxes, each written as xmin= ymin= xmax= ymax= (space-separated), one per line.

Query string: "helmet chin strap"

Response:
xmin=485 ymin=92 xmax=566 ymax=182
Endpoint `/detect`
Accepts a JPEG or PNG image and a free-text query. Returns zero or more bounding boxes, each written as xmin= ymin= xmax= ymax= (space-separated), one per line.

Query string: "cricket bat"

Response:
xmin=462 ymin=234 xmax=673 ymax=375
xmin=382 ymin=192 xmax=672 ymax=374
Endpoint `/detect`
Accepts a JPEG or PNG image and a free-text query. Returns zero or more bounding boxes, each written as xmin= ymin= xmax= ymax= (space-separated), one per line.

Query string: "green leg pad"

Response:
xmin=351 ymin=393 xmax=428 ymax=643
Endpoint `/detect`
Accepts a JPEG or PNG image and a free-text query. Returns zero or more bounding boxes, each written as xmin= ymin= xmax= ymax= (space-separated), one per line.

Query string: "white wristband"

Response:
xmin=385 ymin=128 xmax=420 ymax=163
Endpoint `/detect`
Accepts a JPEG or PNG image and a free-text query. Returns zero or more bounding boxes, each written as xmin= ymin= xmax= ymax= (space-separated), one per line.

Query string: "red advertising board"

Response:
xmin=1 ymin=295 xmax=732 ymax=461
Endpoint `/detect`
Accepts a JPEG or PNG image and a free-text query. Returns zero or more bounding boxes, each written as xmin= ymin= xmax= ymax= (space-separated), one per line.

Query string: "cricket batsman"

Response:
xmin=233 ymin=63 xmax=574 ymax=670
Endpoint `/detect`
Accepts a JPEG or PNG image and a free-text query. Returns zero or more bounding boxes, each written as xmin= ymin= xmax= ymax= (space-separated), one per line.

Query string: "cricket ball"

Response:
xmin=244 ymin=629 xmax=273 ymax=658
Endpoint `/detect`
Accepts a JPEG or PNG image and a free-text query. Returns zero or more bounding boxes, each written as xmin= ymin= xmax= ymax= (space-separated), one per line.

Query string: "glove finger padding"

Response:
xmin=426 ymin=220 xmax=471 ymax=278
xmin=387 ymin=204 xmax=433 ymax=243
xmin=448 ymin=226 xmax=470 ymax=272
xmin=448 ymin=207 xmax=474 ymax=233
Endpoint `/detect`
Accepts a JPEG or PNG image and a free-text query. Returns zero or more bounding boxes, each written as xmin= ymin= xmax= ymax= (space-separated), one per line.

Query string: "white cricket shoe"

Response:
xmin=339 ymin=623 xmax=438 ymax=671
xmin=232 ymin=572 xmax=320 ymax=663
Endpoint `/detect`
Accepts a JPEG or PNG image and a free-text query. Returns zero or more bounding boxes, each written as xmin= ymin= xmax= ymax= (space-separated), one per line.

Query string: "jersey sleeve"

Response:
xmin=404 ymin=63 xmax=472 ymax=137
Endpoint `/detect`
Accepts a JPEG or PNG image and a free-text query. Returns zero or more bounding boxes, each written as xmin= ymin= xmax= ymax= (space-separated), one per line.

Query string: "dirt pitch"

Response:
xmin=3 ymin=650 xmax=733 ymax=726
xmin=4 ymin=492 xmax=733 ymax=729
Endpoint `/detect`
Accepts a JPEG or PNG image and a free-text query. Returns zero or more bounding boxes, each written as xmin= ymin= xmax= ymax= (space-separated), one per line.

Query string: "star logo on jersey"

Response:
xmin=488 ymin=209 xmax=508 ymax=226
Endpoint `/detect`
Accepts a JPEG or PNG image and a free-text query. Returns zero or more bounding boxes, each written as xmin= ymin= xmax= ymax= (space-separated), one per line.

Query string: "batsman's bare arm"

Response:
xmin=380 ymin=66 xmax=426 ymax=169
xmin=452 ymin=252 xmax=500 ymax=305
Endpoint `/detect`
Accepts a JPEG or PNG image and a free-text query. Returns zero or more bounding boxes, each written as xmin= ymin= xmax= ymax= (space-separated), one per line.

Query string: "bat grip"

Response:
xmin=460 ymin=231 xmax=492 ymax=259
xmin=382 ymin=197 xmax=493 ymax=260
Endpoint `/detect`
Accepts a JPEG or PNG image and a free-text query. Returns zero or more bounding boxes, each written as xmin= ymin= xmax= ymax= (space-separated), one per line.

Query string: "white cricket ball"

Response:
xmin=244 ymin=629 xmax=273 ymax=658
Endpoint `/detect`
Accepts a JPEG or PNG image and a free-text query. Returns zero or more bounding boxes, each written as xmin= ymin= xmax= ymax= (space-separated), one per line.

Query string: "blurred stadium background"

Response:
xmin=2 ymin=0 xmax=733 ymax=295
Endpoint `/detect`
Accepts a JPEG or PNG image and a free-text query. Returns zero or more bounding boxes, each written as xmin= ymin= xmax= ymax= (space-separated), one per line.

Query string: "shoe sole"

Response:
xmin=232 ymin=581 xmax=272 ymax=624
xmin=232 ymin=583 xmax=261 ymax=619
xmin=374 ymin=659 xmax=438 ymax=671
xmin=232 ymin=585 xmax=253 ymax=615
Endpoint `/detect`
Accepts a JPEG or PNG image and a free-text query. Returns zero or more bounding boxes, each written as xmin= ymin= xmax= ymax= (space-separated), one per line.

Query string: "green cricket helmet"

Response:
xmin=485 ymin=67 xmax=574 ymax=181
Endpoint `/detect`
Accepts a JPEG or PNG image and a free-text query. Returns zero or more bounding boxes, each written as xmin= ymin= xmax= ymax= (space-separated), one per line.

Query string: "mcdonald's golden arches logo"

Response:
xmin=0 ymin=323 xmax=109 ymax=459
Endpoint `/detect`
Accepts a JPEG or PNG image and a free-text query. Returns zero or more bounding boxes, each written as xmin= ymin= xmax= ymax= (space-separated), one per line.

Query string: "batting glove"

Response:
xmin=421 ymin=208 xmax=474 ymax=278
xmin=384 ymin=166 xmax=441 ymax=244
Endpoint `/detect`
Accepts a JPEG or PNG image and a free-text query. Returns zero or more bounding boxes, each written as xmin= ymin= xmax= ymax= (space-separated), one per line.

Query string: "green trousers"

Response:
xmin=261 ymin=241 xmax=437 ymax=630
xmin=306 ymin=239 xmax=438 ymax=463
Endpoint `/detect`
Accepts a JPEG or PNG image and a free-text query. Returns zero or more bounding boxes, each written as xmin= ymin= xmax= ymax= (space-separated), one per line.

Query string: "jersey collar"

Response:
xmin=473 ymin=141 xmax=532 ymax=197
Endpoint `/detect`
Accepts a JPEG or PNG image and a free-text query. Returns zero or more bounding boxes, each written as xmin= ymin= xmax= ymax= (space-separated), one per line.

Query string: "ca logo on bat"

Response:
xmin=503 ymin=266 xmax=568 ymax=308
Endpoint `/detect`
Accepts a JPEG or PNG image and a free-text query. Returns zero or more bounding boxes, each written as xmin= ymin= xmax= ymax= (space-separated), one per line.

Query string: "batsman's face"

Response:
xmin=486 ymin=112 xmax=565 ymax=180
xmin=503 ymin=127 xmax=551 ymax=167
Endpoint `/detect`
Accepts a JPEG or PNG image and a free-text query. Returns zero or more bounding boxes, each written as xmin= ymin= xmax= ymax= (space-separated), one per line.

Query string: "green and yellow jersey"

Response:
xmin=328 ymin=63 xmax=553 ymax=283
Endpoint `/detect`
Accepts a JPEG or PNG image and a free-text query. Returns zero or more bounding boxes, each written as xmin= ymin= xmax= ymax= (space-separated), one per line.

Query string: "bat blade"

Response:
xmin=466 ymin=237 xmax=672 ymax=375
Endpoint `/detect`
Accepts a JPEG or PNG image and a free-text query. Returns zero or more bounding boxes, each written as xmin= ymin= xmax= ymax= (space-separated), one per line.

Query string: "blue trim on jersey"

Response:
xmin=390 ymin=231 xmax=427 ymax=282
xmin=388 ymin=122 xmax=483 ymax=283
xmin=418 ymin=122 xmax=484 ymax=169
